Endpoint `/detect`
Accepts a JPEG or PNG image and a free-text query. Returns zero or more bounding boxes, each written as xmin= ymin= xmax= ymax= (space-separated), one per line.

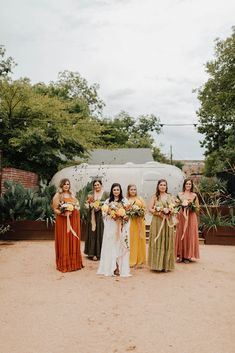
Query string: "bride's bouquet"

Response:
xmin=102 ymin=200 xmax=131 ymax=222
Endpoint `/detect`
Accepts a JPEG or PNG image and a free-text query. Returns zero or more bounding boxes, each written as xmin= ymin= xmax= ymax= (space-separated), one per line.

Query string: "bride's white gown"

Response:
xmin=97 ymin=202 xmax=131 ymax=277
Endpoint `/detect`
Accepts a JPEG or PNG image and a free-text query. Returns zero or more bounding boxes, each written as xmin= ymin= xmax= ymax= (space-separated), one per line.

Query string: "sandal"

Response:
xmin=114 ymin=268 xmax=120 ymax=276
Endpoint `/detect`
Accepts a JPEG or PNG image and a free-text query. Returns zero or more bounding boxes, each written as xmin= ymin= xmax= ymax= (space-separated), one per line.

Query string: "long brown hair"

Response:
xmin=58 ymin=178 xmax=72 ymax=195
xmin=126 ymin=184 xmax=137 ymax=198
xmin=109 ymin=183 xmax=123 ymax=202
xmin=183 ymin=178 xmax=194 ymax=192
xmin=155 ymin=179 xmax=168 ymax=200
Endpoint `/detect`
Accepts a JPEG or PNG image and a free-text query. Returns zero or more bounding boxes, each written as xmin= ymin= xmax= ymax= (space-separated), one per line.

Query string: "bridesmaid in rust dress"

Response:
xmin=52 ymin=178 xmax=83 ymax=272
xmin=175 ymin=178 xmax=200 ymax=264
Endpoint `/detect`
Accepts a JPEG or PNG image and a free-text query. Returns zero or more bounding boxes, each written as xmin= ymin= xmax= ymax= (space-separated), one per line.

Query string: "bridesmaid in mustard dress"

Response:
xmin=127 ymin=184 xmax=146 ymax=267
xmin=52 ymin=178 xmax=83 ymax=272
xmin=175 ymin=178 xmax=200 ymax=263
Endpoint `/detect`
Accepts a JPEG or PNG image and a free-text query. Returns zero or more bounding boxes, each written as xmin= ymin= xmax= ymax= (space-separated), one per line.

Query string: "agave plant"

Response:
xmin=0 ymin=180 xmax=56 ymax=226
xmin=200 ymin=211 xmax=232 ymax=232
xmin=76 ymin=181 xmax=93 ymax=220
xmin=0 ymin=224 xmax=10 ymax=236
xmin=0 ymin=181 xmax=28 ymax=221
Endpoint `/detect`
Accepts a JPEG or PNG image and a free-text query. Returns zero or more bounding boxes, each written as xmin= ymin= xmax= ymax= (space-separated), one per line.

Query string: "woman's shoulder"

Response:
xmin=137 ymin=196 xmax=144 ymax=201
xmin=53 ymin=192 xmax=60 ymax=200
xmin=101 ymin=191 xmax=109 ymax=200
xmin=122 ymin=197 xmax=129 ymax=204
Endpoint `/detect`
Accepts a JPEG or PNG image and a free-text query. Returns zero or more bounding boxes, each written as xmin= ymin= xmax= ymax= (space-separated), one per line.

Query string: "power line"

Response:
xmin=0 ymin=117 xmax=234 ymax=127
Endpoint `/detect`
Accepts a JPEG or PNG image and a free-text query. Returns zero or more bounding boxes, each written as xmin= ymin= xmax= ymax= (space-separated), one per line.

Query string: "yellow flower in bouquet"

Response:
xmin=59 ymin=202 xmax=76 ymax=213
xmin=110 ymin=210 xmax=116 ymax=218
xmin=66 ymin=204 xmax=74 ymax=212
xmin=116 ymin=207 xmax=126 ymax=217
xmin=134 ymin=199 xmax=143 ymax=207
xmin=93 ymin=200 xmax=101 ymax=209
xmin=102 ymin=204 xmax=109 ymax=213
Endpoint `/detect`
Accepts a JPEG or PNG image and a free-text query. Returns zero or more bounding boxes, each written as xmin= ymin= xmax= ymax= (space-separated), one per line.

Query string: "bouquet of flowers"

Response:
xmin=59 ymin=200 xmax=80 ymax=214
xmin=154 ymin=202 xmax=177 ymax=216
xmin=85 ymin=195 xmax=103 ymax=211
xmin=127 ymin=199 xmax=145 ymax=218
xmin=102 ymin=200 xmax=131 ymax=221
xmin=154 ymin=201 xmax=177 ymax=242
xmin=175 ymin=196 xmax=198 ymax=213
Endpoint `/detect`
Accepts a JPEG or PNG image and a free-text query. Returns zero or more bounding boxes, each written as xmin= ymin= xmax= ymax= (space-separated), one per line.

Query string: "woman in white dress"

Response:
xmin=97 ymin=183 xmax=131 ymax=277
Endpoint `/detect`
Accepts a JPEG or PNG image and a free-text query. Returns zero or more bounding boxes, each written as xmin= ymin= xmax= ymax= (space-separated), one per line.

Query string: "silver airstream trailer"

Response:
xmin=50 ymin=161 xmax=185 ymax=201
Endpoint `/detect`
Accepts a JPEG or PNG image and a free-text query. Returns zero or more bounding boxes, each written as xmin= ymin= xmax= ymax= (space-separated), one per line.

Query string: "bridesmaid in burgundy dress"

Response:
xmin=175 ymin=178 xmax=200 ymax=264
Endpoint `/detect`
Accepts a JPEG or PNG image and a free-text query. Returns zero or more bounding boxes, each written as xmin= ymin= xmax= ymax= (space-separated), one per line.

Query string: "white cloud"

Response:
xmin=0 ymin=0 xmax=234 ymax=159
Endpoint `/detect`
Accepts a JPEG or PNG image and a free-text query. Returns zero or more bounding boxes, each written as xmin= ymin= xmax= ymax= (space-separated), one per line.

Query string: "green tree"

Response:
xmin=0 ymin=45 xmax=17 ymax=78
xmin=0 ymin=78 xmax=101 ymax=180
xmin=152 ymin=146 xmax=169 ymax=163
xmin=37 ymin=70 xmax=105 ymax=117
xmin=99 ymin=111 xmax=161 ymax=148
xmin=196 ymin=27 xmax=235 ymax=175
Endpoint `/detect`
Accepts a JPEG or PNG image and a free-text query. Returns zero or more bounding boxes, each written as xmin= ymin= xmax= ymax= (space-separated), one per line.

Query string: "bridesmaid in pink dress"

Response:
xmin=175 ymin=178 xmax=200 ymax=264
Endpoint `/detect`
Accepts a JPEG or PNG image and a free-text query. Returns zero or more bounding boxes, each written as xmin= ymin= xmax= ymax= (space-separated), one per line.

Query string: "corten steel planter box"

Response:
xmin=200 ymin=206 xmax=235 ymax=217
xmin=203 ymin=226 xmax=235 ymax=246
xmin=3 ymin=220 xmax=55 ymax=240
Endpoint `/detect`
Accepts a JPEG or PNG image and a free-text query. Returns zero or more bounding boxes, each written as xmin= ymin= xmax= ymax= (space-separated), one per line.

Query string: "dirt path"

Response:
xmin=0 ymin=241 xmax=235 ymax=353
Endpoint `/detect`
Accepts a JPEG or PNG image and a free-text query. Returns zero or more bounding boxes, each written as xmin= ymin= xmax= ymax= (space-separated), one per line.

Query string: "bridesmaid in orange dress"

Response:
xmin=175 ymin=178 xmax=200 ymax=264
xmin=52 ymin=178 xmax=83 ymax=272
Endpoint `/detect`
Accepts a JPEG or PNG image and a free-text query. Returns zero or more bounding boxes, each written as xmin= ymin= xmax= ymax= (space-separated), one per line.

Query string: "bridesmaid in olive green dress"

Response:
xmin=148 ymin=179 xmax=175 ymax=272
xmin=84 ymin=180 xmax=106 ymax=261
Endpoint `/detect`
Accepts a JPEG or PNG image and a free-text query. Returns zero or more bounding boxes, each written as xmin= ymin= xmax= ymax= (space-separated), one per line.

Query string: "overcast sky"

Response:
xmin=1 ymin=0 xmax=234 ymax=160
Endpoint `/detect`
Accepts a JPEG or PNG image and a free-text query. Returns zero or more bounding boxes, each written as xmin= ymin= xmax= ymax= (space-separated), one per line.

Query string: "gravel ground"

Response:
xmin=0 ymin=240 xmax=235 ymax=353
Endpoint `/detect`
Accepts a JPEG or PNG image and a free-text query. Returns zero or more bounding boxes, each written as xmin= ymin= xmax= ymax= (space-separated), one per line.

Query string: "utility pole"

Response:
xmin=170 ymin=145 xmax=173 ymax=165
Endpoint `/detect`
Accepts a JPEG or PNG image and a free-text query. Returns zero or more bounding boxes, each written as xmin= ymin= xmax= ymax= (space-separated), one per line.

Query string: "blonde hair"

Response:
xmin=127 ymin=184 xmax=137 ymax=198
xmin=58 ymin=178 xmax=74 ymax=198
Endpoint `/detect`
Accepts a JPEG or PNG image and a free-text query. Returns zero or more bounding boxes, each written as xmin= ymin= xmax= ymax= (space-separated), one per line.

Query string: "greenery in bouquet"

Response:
xmin=102 ymin=200 xmax=131 ymax=221
xmin=175 ymin=196 xmax=198 ymax=213
xmin=127 ymin=199 xmax=145 ymax=218
xmin=59 ymin=200 xmax=80 ymax=214
xmin=154 ymin=202 xmax=176 ymax=216
xmin=84 ymin=195 xmax=103 ymax=211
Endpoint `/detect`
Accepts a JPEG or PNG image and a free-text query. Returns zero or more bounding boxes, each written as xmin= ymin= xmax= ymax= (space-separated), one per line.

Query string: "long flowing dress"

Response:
xmin=148 ymin=195 xmax=175 ymax=271
xmin=129 ymin=197 xmax=146 ymax=267
xmin=55 ymin=197 xmax=83 ymax=272
xmin=175 ymin=194 xmax=200 ymax=261
xmin=97 ymin=198 xmax=131 ymax=277
xmin=84 ymin=193 xmax=105 ymax=259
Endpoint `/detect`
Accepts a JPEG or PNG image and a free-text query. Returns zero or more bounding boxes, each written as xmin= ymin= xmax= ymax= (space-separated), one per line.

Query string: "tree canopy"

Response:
xmin=196 ymin=27 xmax=235 ymax=175
xmin=0 ymin=47 xmax=171 ymax=180
xmin=0 ymin=46 xmax=17 ymax=79
xmin=0 ymin=76 xmax=102 ymax=179
xmin=98 ymin=111 xmax=161 ymax=148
